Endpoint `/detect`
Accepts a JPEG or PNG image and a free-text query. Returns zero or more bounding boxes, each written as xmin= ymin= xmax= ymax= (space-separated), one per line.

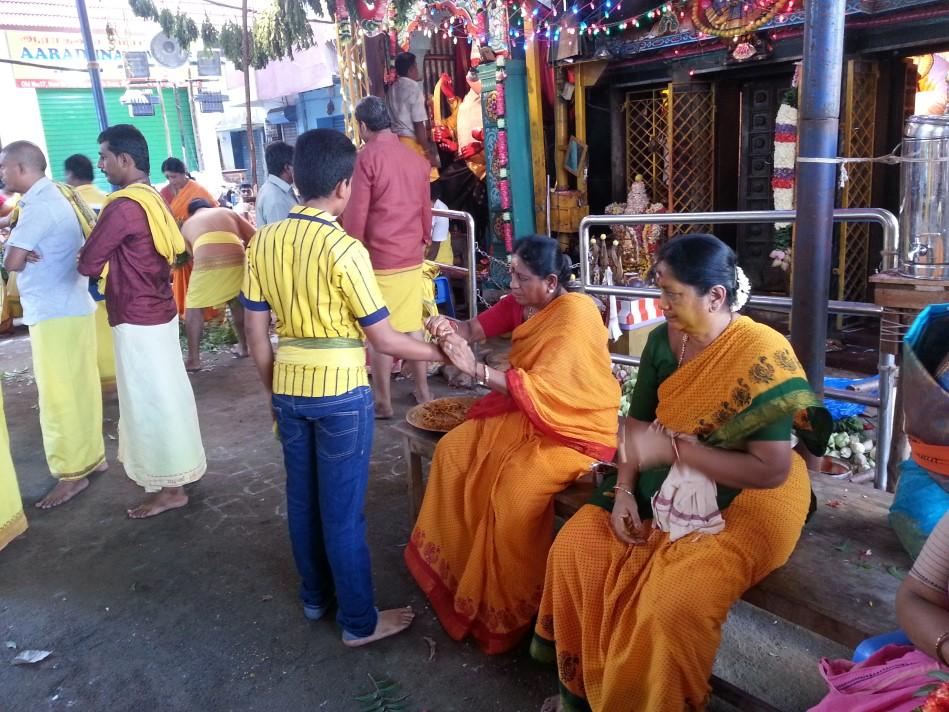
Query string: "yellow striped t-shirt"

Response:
xmin=240 ymin=206 xmax=389 ymax=397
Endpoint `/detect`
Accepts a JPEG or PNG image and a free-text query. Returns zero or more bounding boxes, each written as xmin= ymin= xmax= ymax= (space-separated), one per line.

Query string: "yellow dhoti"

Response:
xmin=398 ymin=135 xmax=439 ymax=182
xmin=1 ymin=272 xmax=22 ymax=325
xmin=375 ymin=265 xmax=424 ymax=333
xmin=0 ymin=385 xmax=26 ymax=552
xmin=94 ymin=301 xmax=116 ymax=389
xmin=421 ymin=261 xmax=440 ymax=323
xmin=185 ymin=231 xmax=246 ymax=309
xmin=30 ymin=313 xmax=105 ymax=479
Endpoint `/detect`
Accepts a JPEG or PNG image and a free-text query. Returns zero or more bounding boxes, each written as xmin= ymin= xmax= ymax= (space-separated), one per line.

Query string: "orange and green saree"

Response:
xmin=530 ymin=317 xmax=831 ymax=712
xmin=405 ymin=292 xmax=621 ymax=654
xmin=163 ymin=180 xmax=217 ymax=318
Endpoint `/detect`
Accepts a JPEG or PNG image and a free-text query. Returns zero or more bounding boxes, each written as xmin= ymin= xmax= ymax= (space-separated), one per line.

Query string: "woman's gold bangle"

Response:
xmin=936 ymin=630 xmax=949 ymax=667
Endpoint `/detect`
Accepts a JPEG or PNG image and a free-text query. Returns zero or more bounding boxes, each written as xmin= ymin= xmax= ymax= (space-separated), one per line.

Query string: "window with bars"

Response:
xmin=623 ymin=83 xmax=715 ymax=234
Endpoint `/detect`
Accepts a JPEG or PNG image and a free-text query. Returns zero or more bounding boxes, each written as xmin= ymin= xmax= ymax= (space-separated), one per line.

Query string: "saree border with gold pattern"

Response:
xmin=531 ymin=316 xmax=831 ymax=712
xmin=405 ymin=292 xmax=620 ymax=655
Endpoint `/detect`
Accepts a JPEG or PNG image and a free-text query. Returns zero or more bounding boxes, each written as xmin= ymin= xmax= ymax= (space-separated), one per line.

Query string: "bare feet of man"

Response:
xmin=341 ymin=607 xmax=416 ymax=648
xmin=35 ymin=478 xmax=90 ymax=509
xmin=185 ymin=358 xmax=202 ymax=372
xmin=127 ymin=487 xmax=189 ymax=519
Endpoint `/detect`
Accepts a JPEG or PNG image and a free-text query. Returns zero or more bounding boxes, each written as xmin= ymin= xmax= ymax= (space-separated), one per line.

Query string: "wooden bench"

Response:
xmin=394 ymin=421 xmax=912 ymax=709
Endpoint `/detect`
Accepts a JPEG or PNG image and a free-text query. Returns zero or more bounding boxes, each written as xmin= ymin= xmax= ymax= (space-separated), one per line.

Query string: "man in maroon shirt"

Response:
xmin=342 ymin=96 xmax=433 ymax=418
xmin=78 ymin=125 xmax=206 ymax=519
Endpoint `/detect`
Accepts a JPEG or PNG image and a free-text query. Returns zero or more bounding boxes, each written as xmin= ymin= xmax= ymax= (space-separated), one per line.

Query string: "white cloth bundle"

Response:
xmin=650 ymin=434 xmax=725 ymax=542
xmin=604 ymin=267 xmax=622 ymax=342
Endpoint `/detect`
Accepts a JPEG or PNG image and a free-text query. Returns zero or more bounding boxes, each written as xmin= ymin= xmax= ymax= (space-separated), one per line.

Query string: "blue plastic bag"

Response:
xmin=823 ymin=376 xmax=877 ymax=422
xmin=889 ymin=459 xmax=949 ymax=560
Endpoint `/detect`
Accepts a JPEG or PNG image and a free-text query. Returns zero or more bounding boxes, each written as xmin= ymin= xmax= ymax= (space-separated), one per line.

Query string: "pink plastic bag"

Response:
xmin=808 ymin=644 xmax=944 ymax=712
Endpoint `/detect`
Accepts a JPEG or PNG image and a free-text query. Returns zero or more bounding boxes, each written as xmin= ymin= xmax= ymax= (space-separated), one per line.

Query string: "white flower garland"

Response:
xmin=770 ymin=72 xmax=800 ymax=274
xmin=733 ymin=266 xmax=751 ymax=312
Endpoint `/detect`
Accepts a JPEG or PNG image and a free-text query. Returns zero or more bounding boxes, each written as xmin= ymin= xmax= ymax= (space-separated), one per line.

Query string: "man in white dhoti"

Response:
xmin=78 ymin=124 xmax=206 ymax=518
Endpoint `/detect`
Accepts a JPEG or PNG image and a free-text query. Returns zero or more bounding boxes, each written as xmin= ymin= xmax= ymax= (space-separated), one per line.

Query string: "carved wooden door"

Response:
xmin=737 ymin=78 xmax=788 ymax=292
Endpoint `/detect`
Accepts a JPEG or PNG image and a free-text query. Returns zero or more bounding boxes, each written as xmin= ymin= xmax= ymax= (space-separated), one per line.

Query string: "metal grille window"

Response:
xmin=624 ymin=83 xmax=715 ymax=234
xmin=837 ymin=59 xmax=880 ymax=307
xmin=280 ymin=123 xmax=298 ymax=145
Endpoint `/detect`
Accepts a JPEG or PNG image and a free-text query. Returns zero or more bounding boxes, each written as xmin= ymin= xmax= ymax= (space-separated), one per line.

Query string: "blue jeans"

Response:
xmin=271 ymin=386 xmax=378 ymax=637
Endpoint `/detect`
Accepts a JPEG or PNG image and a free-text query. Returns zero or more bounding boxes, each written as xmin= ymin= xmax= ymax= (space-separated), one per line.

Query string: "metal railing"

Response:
xmin=430 ymin=207 xmax=478 ymax=318
xmin=580 ymin=208 xmax=899 ymax=490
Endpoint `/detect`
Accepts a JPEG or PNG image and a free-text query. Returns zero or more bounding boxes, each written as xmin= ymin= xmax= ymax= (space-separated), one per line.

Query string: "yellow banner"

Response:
xmin=5 ymin=31 xmax=151 ymax=89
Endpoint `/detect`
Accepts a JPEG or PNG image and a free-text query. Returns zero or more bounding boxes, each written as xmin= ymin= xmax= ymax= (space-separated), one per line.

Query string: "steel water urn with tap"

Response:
xmin=899 ymin=114 xmax=949 ymax=279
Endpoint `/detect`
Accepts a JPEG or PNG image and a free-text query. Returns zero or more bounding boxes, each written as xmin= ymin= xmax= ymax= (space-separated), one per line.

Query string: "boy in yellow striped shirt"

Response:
xmin=242 ymin=128 xmax=446 ymax=647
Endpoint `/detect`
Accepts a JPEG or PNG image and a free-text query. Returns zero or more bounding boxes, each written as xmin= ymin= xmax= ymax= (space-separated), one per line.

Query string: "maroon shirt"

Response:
xmin=77 ymin=198 xmax=177 ymax=327
xmin=341 ymin=130 xmax=433 ymax=271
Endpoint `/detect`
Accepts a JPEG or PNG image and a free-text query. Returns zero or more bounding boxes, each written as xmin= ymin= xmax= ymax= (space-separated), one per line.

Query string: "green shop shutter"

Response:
xmin=36 ymin=87 xmax=199 ymax=192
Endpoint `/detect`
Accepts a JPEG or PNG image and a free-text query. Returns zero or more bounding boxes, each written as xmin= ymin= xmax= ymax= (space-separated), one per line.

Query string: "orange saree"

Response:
xmin=531 ymin=318 xmax=831 ymax=712
xmin=405 ymin=292 xmax=620 ymax=654
xmin=165 ymin=180 xmax=217 ymax=318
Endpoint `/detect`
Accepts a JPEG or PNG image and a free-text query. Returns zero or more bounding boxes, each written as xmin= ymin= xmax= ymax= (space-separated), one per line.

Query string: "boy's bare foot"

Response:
xmin=342 ymin=607 xmax=415 ymax=648
xmin=540 ymin=695 xmax=563 ymax=712
xmin=374 ymin=406 xmax=394 ymax=420
xmin=230 ymin=344 xmax=248 ymax=358
xmin=35 ymin=478 xmax=89 ymax=509
xmin=412 ymin=389 xmax=432 ymax=405
xmin=185 ymin=358 xmax=202 ymax=372
xmin=127 ymin=487 xmax=188 ymax=519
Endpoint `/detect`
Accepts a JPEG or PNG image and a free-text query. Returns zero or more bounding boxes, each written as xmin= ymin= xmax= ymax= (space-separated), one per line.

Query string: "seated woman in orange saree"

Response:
xmin=531 ymin=234 xmax=831 ymax=712
xmin=406 ymin=236 xmax=620 ymax=655
xmin=160 ymin=158 xmax=218 ymax=318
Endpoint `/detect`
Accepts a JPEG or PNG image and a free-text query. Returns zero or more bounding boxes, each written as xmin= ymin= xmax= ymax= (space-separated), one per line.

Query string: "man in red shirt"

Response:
xmin=342 ymin=96 xmax=433 ymax=418
xmin=78 ymin=124 xmax=206 ymax=519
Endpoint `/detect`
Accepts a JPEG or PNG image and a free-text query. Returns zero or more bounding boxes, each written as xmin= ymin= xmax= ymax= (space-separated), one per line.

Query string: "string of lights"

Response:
xmin=412 ymin=0 xmax=800 ymax=51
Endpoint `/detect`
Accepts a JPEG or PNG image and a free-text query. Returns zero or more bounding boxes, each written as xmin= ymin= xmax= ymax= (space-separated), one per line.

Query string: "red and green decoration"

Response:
xmin=494 ymin=55 xmax=514 ymax=254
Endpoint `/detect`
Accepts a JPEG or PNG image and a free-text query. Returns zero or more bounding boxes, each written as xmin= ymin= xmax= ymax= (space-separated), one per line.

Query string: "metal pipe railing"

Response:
xmin=431 ymin=208 xmax=478 ymax=318
xmin=580 ymin=208 xmax=899 ymax=490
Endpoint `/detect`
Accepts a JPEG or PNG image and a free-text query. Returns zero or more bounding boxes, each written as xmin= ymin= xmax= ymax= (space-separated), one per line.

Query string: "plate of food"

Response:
xmin=406 ymin=396 xmax=480 ymax=433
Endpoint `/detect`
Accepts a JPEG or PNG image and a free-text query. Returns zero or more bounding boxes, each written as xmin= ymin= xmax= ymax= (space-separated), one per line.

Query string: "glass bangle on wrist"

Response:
xmin=613 ymin=485 xmax=635 ymax=499
xmin=936 ymin=630 xmax=949 ymax=667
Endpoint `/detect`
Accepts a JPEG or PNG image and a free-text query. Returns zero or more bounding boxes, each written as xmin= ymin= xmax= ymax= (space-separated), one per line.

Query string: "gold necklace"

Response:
xmin=678 ymin=314 xmax=736 ymax=367
xmin=678 ymin=333 xmax=689 ymax=367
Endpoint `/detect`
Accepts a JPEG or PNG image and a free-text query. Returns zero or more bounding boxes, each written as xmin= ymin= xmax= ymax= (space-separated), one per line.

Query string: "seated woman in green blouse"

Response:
xmin=531 ymin=234 xmax=830 ymax=712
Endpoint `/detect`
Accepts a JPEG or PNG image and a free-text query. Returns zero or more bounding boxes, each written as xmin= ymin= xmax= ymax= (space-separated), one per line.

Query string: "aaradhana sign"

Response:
xmin=5 ymin=31 xmax=152 ymax=88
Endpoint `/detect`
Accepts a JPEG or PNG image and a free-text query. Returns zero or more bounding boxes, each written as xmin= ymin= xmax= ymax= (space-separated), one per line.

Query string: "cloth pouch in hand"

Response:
xmin=651 ymin=450 xmax=725 ymax=542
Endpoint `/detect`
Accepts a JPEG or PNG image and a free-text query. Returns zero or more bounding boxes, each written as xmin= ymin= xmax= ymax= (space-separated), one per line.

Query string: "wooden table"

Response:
xmin=392 ymin=421 xmax=443 ymax=525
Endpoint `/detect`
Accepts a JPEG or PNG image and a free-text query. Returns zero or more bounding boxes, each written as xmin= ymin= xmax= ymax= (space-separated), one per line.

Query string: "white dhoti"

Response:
xmin=112 ymin=316 xmax=206 ymax=492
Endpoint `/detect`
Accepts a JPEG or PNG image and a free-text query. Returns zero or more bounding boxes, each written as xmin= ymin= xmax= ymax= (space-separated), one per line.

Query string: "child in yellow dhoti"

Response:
xmin=0 ymin=141 xmax=106 ymax=510
xmin=180 ymin=199 xmax=255 ymax=371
